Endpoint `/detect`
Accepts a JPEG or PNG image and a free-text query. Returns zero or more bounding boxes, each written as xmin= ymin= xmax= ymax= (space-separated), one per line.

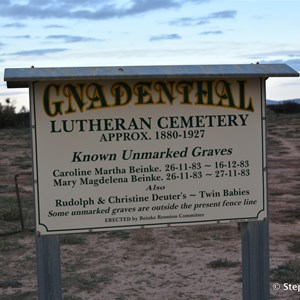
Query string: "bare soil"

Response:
xmin=0 ymin=111 xmax=299 ymax=300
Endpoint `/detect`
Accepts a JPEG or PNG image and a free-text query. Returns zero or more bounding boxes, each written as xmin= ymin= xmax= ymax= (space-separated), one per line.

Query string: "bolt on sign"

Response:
xmin=4 ymin=64 xmax=299 ymax=235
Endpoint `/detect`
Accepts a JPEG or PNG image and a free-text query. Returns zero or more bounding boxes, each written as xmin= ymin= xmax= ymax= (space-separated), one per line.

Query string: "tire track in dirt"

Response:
xmin=268 ymin=133 xmax=300 ymax=158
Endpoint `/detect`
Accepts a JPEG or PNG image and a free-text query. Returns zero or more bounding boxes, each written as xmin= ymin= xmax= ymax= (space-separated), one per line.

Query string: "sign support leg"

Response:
xmin=36 ymin=235 xmax=62 ymax=300
xmin=241 ymin=221 xmax=270 ymax=300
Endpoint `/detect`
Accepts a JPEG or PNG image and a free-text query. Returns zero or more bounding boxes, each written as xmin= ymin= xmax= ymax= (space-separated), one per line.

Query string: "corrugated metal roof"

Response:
xmin=4 ymin=64 xmax=299 ymax=88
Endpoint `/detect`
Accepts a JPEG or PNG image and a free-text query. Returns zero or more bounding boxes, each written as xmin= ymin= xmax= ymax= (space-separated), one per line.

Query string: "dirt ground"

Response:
xmin=0 ymin=110 xmax=299 ymax=300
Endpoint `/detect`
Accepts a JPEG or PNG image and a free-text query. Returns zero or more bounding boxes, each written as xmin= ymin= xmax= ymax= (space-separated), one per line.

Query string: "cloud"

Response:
xmin=170 ymin=10 xmax=237 ymax=26
xmin=46 ymin=35 xmax=100 ymax=43
xmin=250 ymin=51 xmax=300 ymax=71
xmin=8 ymin=48 xmax=68 ymax=56
xmin=123 ymin=0 xmax=181 ymax=15
xmin=0 ymin=90 xmax=26 ymax=97
xmin=208 ymin=10 xmax=236 ymax=19
xmin=251 ymin=50 xmax=300 ymax=58
xmin=44 ymin=25 xmax=66 ymax=29
xmin=260 ymin=58 xmax=300 ymax=71
xmin=67 ymin=0 xmax=182 ymax=20
xmin=150 ymin=34 xmax=181 ymax=41
xmin=184 ymin=0 xmax=210 ymax=2
xmin=4 ymin=35 xmax=31 ymax=39
xmin=0 ymin=0 xmax=173 ymax=19
xmin=199 ymin=30 xmax=223 ymax=35
xmin=0 ymin=0 xmax=204 ymax=20
xmin=169 ymin=17 xmax=208 ymax=26
xmin=3 ymin=22 xmax=26 ymax=28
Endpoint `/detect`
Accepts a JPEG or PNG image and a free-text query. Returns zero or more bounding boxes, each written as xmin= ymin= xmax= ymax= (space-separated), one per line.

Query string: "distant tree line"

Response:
xmin=0 ymin=99 xmax=30 ymax=128
xmin=0 ymin=98 xmax=299 ymax=129
xmin=267 ymin=101 xmax=300 ymax=114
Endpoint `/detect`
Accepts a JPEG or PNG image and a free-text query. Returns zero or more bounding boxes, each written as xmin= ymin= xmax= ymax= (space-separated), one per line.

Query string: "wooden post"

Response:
xmin=241 ymin=221 xmax=270 ymax=300
xmin=36 ymin=235 xmax=62 ymax=300
xmin=14 ymin=174 xmax=24 ymax=230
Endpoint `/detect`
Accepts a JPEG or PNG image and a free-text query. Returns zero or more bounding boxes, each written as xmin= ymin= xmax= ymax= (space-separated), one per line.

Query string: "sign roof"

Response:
xmin=4 ymin=64 xmax=299 ymax=88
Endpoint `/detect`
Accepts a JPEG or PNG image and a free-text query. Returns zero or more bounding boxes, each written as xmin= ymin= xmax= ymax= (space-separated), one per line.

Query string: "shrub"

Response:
xmin=207 ymin=258 xmax=240 ymax=268
xmin=268 ymin=101 xmax=300 ymax=114
xmin=0 ymin=99 xmax=30 ymax=128
xmin=271 ymin=259 xmax=300 ymax=283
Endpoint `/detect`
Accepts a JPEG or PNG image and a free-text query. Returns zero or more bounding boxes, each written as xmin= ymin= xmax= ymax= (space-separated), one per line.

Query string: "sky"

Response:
xmin=0 ymin=0 xmax=299 ymax=111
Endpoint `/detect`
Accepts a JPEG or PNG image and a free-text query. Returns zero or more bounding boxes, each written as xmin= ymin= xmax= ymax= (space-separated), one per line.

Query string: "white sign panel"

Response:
xmin=31 ymin=78 xmax=267 ymax=235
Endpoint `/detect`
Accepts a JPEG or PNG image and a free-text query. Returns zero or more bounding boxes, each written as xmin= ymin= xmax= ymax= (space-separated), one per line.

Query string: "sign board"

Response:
xmin=30 ymin=76 xmax=267 ymax=235
xmin=5 ymin=64 xmax=298 ymax=300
